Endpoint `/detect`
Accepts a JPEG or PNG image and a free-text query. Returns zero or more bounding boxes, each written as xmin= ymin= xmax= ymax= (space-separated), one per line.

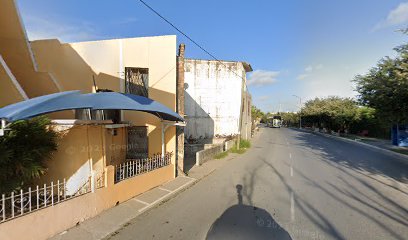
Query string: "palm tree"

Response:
xmin=0 ymin=116 xmax=57 ymax=193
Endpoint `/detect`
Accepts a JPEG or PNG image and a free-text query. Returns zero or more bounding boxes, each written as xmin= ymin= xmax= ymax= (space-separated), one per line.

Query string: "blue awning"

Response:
xmin=0 ymin=91 xmax=184 ymax=122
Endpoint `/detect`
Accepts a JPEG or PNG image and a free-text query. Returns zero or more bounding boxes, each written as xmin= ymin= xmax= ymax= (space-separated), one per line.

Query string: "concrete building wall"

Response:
xmin=0 ymin=0 xmax=60 ymax=98
xmin=36 ymin=123 xmax=127 ymax=194
xmin=31 ymin=35 xmax=178 ymax=160
xmin=0 ymin=54 xmax=27 ymax=107
xmin=0 ymin=0 xmax=178 ymax=163
xmin=184 ymin=59 xmax=250 ymax=140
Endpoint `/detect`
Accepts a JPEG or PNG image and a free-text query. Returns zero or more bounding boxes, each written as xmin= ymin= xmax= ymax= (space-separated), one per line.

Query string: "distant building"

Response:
xmin=184 ymin=58 xmax=252 ymax=142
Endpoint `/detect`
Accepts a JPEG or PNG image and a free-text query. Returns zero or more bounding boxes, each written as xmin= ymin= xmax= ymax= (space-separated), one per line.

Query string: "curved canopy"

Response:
xmin=0 ymin=91 xmax=184 ymax=122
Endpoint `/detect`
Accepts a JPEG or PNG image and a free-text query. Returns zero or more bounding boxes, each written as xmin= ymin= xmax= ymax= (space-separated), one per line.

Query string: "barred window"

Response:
xmin=125 ymin=67 xmax=149 ymax=97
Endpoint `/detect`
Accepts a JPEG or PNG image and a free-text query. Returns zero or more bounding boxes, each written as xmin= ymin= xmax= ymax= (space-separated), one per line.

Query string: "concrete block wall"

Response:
xmin=224 ymin=139 xmax=236 ymax=151
xmin=195 ymin=144 xmax=224 ymax=166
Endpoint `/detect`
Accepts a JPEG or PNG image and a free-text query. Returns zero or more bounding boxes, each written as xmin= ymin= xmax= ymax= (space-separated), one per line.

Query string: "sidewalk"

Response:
xmin=50 ymin=176 xmax=196 ymax=240
xmin=295 ymin=127 xmax=408 ymax=164
xmin=49 ymin=155 xmax=244 ymax=240
xmin=50 ymin=130 xmax=264 ymax=240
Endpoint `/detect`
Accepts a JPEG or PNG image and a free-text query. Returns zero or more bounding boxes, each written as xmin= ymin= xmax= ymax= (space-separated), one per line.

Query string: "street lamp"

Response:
xmin=292 ymin=95 xmax=302 ymax=129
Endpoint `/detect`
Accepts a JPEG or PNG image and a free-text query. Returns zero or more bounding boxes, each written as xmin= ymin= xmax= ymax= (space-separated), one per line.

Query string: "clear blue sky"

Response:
xmin=18 ymin=0 xmax=408 ymax=113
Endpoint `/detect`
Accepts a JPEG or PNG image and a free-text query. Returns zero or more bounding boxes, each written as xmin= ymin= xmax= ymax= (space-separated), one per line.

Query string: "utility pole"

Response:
xmin=237 ymin=75 xmax=246 ymax=150
xmin=292 ymin=95 xmax=302 ymax=129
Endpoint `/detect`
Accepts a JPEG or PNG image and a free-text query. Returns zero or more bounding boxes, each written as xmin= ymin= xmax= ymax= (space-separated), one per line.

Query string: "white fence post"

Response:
xmin=28 ymin=187 xmax=31 ymax=212
xmin=20 ymin=189 xmax=23 ymax=215
xmin=63 ymin=179 xmax=66 ymax=200
xmin=57 ymin=180 xmax=60 ymax=202
xmin=0 ymin=176 xmax=100 ymax=222
xmin=11 ymin=192 xmax=14 ymax=218
xmin=43 ymin=184 xmax=47 ymax=207
xmin=51 ymin=181 xmax=54 ymax=206
xmin=36 ymin=186 xmax=39 ymax=209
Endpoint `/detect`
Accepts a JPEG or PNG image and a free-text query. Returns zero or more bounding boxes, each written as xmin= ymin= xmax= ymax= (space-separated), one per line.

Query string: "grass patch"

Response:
xmin=391 ymin=148 xmax=408 ymax=155
xmin=230 ymin=145 xmax=246 ymax=154
xmin=239 ymin=139 xmax=251 ymax=149
xmin=214 ymin=151 xmax=229 ymax=159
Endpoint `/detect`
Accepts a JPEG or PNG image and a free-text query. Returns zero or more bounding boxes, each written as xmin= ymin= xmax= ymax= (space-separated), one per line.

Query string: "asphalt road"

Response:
xmin=106 ymin=127 xmax=408 ymax=240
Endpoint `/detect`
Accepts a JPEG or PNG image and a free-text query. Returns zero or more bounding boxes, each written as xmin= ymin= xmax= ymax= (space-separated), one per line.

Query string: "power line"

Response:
xmin=137 ymin=0 xmax=251 ymax=93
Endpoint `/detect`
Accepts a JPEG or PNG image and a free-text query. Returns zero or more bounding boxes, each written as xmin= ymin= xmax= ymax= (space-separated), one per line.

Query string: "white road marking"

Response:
xmin=290 ymin=166 xmax=293 ymax=177
xmin=290 ymin=191 xmax=295 ymax=222
xmin=289 ymin=153 xmax=292 ymax=159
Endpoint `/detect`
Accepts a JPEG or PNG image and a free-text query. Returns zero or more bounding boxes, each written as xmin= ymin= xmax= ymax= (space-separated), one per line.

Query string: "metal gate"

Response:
xmin=126 ymin=126 xmax=148 ymax=159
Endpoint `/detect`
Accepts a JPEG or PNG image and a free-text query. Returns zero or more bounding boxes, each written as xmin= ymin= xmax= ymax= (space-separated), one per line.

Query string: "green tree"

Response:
xmin=354 ymin=44 xmax=408 ymax=125
xmin=280 ymin=112 xmax=299 ymax=127
xmin=251 ymin=106 xmax=264 ymax=122
xmin=0 ymin=116 xmax=58 ymax=193
xmin=302 ymin=97 xmax=359 ymax=132
xmin=349 ymin=107 xmax=389 ymax=138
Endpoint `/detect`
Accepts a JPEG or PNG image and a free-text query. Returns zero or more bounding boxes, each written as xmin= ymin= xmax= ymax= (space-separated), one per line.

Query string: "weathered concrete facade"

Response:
xmin=240 ymin=91 xmax=252 ymax=140
xmin=184 ymin=59 xmax=252 ymax=141
xmin=176 ymin=44 xmax=186 ymax=174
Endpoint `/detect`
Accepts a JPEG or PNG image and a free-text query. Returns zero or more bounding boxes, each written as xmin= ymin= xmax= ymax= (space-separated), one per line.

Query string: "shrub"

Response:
xmin=239 ymin=140 xmax=251 ymax=149
xmin=0 ymin=116 xmax=58 ymax=193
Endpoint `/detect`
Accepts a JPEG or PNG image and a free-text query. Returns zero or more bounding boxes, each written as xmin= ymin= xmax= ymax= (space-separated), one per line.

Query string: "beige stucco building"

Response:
xmin=0 ymin=0 xmax=179 ymax=168
xmin=31 ymin=35 xmax=178 ymax=156
xmin=0 ymin=1 xmax=181 ymax=238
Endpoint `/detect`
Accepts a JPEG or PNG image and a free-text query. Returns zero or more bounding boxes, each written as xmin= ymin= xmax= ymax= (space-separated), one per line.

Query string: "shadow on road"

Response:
xmin=206 ymin=184 xmax=292 ymax=240
xmin=282 ymin=129 xmax=408 ymax=239
xmin=291 ymin=128 xmax=408 ymax=185
xmin=262 ymin=159 xmax=347 ymax=240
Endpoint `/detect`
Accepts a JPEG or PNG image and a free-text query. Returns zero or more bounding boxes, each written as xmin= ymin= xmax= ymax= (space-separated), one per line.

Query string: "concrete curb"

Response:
xmin=294 ymin=128 xmax=408 ymax=165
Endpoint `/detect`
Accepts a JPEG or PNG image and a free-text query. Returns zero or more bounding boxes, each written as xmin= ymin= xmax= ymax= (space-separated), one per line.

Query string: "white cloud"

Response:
xmin=305 ymin=65 xmax=313 ymax=72
xmin=374 ymin=2 xmax=408 ymax=30
xmin=297 ymin=64 xmax=323 ymax=80
xmin=297 ymin=74 xmax=309 ymax=80
xmin=248 ymin=70 xmax=279 ymax=87
xmin=23 ymin=15 xmax=104 ymax=42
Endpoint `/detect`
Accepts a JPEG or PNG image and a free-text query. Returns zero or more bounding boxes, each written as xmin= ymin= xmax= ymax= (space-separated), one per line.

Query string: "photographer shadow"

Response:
xmin=206 ymin=185 xmax=292 ymax=240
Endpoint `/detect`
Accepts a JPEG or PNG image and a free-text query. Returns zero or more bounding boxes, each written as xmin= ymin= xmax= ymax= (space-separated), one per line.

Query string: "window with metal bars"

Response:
xmin=125 ymin=67 xmax=149 ymax=97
